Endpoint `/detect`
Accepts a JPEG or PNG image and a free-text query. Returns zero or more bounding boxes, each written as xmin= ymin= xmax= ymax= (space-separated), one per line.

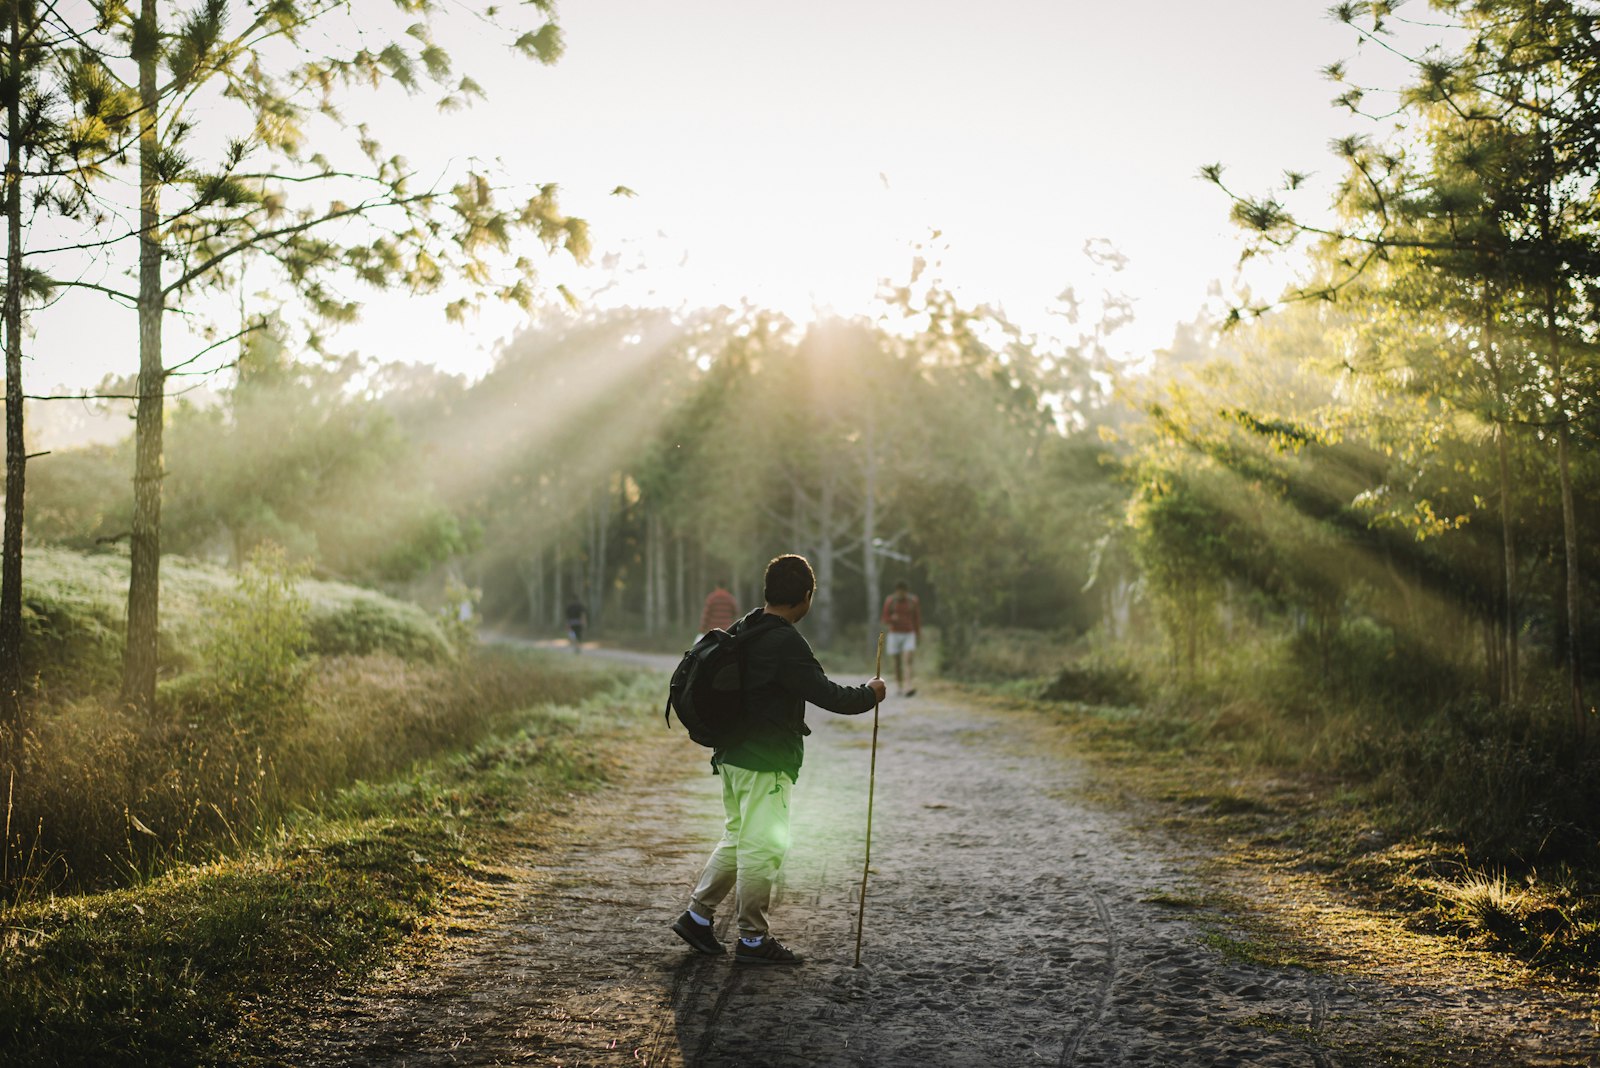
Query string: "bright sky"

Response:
xmin=34 ymin=0 xmax=1397 ymax=393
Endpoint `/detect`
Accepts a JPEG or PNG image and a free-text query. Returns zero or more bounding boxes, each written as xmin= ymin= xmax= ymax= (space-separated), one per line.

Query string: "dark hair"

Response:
xmin=764 ymin=554 xmax=815 ymax=606
xmin=894 ymin=580 xmax=909 ymax=592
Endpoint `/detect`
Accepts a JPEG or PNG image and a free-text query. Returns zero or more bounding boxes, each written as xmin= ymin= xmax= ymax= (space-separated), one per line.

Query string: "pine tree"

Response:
xmin=26 ymin=0 xmax=587 ymax=711
xmin=1208 ymin=0 xmax=1600 ymax=729
xmin=0 ymin=0 xmax=136 ymax=730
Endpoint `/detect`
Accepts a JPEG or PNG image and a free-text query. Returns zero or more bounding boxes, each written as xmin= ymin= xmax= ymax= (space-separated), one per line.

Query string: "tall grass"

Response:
xmin=958 ymin=620 xmax=1600 ymax=865
xmin=1 ymin=547 xmax=626 ymax=898
xmin=0 ymin=674 xmax=651 ymax=1067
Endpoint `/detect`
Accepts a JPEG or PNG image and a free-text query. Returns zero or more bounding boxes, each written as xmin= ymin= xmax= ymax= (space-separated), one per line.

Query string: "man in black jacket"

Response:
xmin=671 ymin=553 xmax=886 ymax=965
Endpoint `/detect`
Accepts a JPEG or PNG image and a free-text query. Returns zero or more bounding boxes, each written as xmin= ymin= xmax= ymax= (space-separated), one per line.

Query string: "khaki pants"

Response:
xmin=688 ymin=764 xmax=793 ymax=939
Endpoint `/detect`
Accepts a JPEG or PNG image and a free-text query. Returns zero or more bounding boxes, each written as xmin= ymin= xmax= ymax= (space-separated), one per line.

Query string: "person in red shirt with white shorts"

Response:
xmin=880 ymin=580 xmax=922 ymax=696
xmin=698 ymin=580 xmax=739 ymax=639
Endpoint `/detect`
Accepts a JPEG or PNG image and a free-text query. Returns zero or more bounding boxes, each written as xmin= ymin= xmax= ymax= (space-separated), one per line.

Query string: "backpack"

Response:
xmin=664 ymin=616 xmax=783 ymax=748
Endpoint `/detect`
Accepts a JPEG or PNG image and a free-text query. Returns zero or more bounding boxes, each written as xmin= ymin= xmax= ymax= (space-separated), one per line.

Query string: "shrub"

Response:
xmin=20 ymin=598 xmax=123 ymax=698
xmin=15 ymin=546 xmax=454 ymax=701
xmin=952 ymin=627 xmax=1071 ymax=683
xmin=307 ymin=597 xmax=453 ymax=661
xmin=200 ymin=546 xmax=311 ymax=732
xmin=1043 ymin=661 xmax=1143 ymax=706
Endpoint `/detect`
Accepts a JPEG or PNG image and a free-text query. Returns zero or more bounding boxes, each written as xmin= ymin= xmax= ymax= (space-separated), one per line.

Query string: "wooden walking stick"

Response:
xmin=853 ymin=630 xmax=885 ymax=968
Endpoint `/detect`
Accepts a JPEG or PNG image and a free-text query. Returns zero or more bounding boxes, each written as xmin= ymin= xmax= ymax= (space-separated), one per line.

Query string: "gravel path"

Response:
xmin=283 ymin=664 xmax=1600 ymax=1067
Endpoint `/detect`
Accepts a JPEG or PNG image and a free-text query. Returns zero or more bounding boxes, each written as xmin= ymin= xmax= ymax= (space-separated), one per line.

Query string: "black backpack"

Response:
xmin=665 ymin=616 xmax=783 ymax=748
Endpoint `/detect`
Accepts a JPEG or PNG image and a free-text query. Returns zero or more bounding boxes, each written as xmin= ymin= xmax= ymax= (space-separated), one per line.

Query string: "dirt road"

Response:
xmin=285 ymin=665 xmax=1599 ymax=1066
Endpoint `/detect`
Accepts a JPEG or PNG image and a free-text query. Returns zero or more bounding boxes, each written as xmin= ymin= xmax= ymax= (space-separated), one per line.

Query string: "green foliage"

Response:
xmin=7 ymin=546 xmax=456 ymax=697
xmin=198 ymin=546 xmax=311 ymax=730
xmin=1042 ymin=660 xmax=1143 ymax=707
xmin=26 ymin=332 xmax=474 ymax=593
xmin=1127 ymin=464 xmax=1234 ymax=675
xmin=161 ymin=328 xmax=471 ymax=586
xmin=12 ymin=0 xmax=588 ymax=712
xmin=20 ymin=444 xmax=129 ymax=551
xmin=1204 ymin=0 xmax=1600 ymax=727
xmin=306 ymin=597 xmax=453 ymax=662
xmin=897 ymin=470 xmax=1027 ymax=670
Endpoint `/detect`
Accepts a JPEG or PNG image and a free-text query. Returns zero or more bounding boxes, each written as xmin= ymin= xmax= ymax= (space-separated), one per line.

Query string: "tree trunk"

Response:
xmin=1495 ymin=421 xmax=1518 ymax=705
xmin=0 ymin=2 xmax=27 ymax=730
xmin=551 ymin=544 xmax=563 ymax=632
xmin=656 ymin=516 xmax=668 ymax=633
xmin=1533 ymin=108 xmax=1585 ymax=733
xmin=1485 ymin=298 xmax=1518 ymax=706
xmin=519 ymin=549 xmax=544 ymax=629
xmin=588 ymin=488 xmax=607 ymax=627
xmin=1547 ymin=284 xmax=1585 ymax=735
xmin=674 ymin=535 xmax=685 ymax=633
xmin=122 ymin=0 xmax=164 ymax=712
xmin=1556 ymin=417 xmax=1585 ymax=733
xmin=862 ymin=421 xmax=881 ymax=631
xmin=644 ymin=510 xmax=659 ymax=634
xmin=1483 ymin=617 xmax=1502 ymax=702
xmin=813 ymin=474 xmax=836 ymax=648
xmin=1185 ymin=587 xmax=1198 ymax=682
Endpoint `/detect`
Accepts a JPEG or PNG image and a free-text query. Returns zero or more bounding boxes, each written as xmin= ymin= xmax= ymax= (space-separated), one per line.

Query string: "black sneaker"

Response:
xmin=671 ymin=911 xmax=724 ymax=956
xmin=733 ymin=936 xmax=801 ymax=966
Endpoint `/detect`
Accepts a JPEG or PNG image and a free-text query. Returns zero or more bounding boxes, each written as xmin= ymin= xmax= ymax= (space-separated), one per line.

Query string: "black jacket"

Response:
xmin=715 ymin=608 xmax=877 ymax=780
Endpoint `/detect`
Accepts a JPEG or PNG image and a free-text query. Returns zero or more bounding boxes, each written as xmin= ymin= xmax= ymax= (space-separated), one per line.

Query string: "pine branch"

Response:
xmin=23 ymin=374 xmax=215 ymax=403
xmin=28 ymin=225 xmax=142 ymax=257
xmin=163 ymin=184 xmax=437 ymax=295
xmin=162 ymin=322 xmax=262 ymax=378
xmin=166 ymin=356 xmax=238 ymax=379
xmin=50 ymin=278 xmax=139 ymax=305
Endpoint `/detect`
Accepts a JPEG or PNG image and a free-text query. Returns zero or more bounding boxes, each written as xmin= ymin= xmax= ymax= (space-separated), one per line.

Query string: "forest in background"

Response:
xmin=24 ymin=233 xmax=1600 ymax=849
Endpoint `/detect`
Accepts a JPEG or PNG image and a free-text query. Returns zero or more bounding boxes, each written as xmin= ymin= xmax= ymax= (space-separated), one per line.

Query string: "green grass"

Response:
xmin=1198 ymin=927 xmax=1322 ymax=971
xmin=1141 ymin=887 xmax=1209 ymax=909
xmin=21 ymin=546 xmax=453 ymax=696
xmin=0 ymin=670 xmax=652 ymax=1067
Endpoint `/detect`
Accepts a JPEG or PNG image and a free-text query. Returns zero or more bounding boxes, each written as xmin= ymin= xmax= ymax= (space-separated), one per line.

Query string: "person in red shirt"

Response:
xmin=698 ymin=581 xmax=739 ymax=637
xmin=880 ymin=580 xmax=922 ymax=696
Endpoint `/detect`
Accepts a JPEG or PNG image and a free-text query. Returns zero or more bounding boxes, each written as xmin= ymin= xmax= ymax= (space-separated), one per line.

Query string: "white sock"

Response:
xmin=688 ymin=910 xmax=711 ymax=926
xmin=740 ymin=936 xmax=764 ymax=947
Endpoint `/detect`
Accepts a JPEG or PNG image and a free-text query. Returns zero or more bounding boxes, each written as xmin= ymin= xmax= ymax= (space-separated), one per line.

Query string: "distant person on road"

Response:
xmin=698 ymin=580 xmax=739 ymax=639
xmin=881 ymin=580 xmax=922 ymax=696
xmin=564 ymin=598 xmax=587 ymax=653
xmin=671 ymin=553 xmax=886 ymax=966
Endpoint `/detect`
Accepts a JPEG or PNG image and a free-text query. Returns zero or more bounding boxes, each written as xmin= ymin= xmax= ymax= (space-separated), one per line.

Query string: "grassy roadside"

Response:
xmin=956 ymin=675 xmax=1600 ymax=994
xmin=940 ymin=624 xmax=1600 ymax=991
xmin=0 ymin=665 xmax=660 ymax=1068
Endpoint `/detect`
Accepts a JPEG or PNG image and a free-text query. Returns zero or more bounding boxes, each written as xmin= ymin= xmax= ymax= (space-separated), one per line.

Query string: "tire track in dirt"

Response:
xmin=277 ymin=668 xmax=1600 ymax=1067
xmin=1059 ymin=889 xmax=1117 ymax=1067
xmin=640 ymin=953 xmax=710 ymax=1064
xmin=1307 ymin=985 xmax=1335 ymax=1068
xmin=688 ymin=965 xmax=742 ymax=1065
